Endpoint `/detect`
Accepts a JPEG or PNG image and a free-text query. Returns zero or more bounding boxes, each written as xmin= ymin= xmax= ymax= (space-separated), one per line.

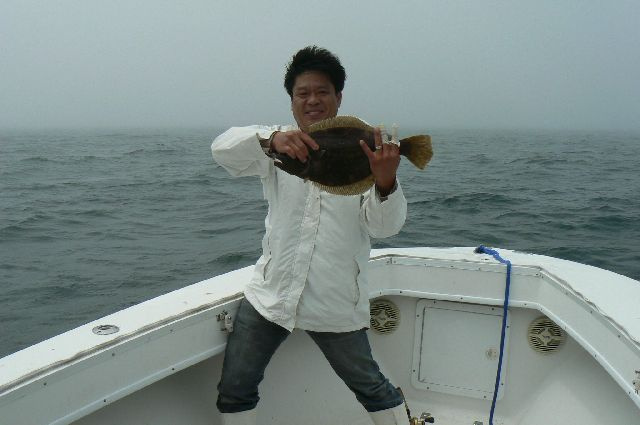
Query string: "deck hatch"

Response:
xmin=411 ymin=299 xmax=510 ymax=400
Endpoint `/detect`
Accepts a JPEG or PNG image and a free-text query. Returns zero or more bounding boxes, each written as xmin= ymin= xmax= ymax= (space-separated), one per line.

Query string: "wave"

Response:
xmin=494 ymin=211 xmax=541 ymax=220
xmin=124 ymin=147 xmax=182 ymax=156
xmin=19 ymin=156 xmax=57 ymax=163
xmin=584 ymin=214 xmax=637 ymax=230
xmin=507 ymin=156 xmax=590 ymax=166
xmin=0 ymin=263 xmax=42 ymax=272
xmin=71 ymin=208 xmax=118 ymax=218
xmin=440 ymin=192 xmax=517 ymax=207
xmin=209 ymin=250 xmax=260 ymax=268
xmin=196 ymin=223 xmax=256 ymax=236
xmin=467 ymin=153 xmax=492 ymax=164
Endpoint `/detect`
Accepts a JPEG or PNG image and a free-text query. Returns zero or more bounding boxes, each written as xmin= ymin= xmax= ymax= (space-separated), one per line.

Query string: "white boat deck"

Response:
xmin=1 ymin=247 xmax=639 ymax=424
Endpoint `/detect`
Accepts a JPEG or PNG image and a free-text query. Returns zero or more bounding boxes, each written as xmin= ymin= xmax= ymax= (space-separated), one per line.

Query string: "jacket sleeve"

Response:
xmin=211 ymin=125 xmax=280 ymax=178
xmin=360 ymin=180 xmax=407 ymax=238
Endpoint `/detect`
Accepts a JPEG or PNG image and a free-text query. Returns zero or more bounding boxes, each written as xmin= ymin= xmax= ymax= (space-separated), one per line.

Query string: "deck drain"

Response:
xmin=92 ymin=324 xmax=120 ymax=335
xmin=370 ymin=299 xmax=400 ymax=334
xmin=528 ymin=316 xmax=565 ymax=354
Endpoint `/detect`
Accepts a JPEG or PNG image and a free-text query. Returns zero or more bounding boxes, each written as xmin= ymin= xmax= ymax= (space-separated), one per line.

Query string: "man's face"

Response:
xmin=291 ymin=71 xmax=342 ymax=129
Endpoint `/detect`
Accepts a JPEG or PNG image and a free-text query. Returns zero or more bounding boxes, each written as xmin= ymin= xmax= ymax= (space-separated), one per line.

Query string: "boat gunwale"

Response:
xmin=0 ymin=293 xmax=244 ymax=395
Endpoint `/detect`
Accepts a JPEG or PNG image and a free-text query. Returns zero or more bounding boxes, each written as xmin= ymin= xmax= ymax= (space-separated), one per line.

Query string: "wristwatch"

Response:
xmin=377 ymin=180 xmax=398 ymax=202
xmin=257 ymin=131 xmax=279 ymax=155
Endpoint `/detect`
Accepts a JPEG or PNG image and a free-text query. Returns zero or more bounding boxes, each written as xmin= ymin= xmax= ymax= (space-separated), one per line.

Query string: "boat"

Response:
xmin=1 ymin=246 xmax=639 ymax=424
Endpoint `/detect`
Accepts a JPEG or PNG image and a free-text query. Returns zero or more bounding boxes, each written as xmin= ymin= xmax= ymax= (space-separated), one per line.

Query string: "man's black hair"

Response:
xmin=284 ymin=46 xmax=346 ymax=97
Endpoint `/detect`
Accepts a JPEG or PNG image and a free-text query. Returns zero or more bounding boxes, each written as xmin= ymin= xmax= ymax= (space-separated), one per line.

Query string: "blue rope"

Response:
xmin=474 ymin=245 xmax=511 ymax=425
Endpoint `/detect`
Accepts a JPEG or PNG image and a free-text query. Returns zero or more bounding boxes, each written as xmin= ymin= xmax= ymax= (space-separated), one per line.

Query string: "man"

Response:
xmin=211 ymin=46 xmax=409 ymax=425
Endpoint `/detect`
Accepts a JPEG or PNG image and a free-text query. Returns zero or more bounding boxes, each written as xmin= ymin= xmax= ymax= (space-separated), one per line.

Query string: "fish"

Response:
xmin=270 ymin=115 xmax=433 ymax=195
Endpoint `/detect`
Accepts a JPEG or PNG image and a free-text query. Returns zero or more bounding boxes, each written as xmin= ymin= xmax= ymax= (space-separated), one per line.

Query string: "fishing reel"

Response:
xmin=397 ymin=387 xmax=435 ymax=424
xmin=409 ymin=413 xmax=435 ymax=425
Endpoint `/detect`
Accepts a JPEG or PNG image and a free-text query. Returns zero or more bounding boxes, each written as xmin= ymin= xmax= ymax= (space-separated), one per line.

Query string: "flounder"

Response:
xmin=271 ymin=116 xmax=433 ymax=195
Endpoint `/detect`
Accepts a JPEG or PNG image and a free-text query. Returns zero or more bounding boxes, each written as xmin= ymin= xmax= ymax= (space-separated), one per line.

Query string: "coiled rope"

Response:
xmin=474 ymin=245 xmax=512 ymax=425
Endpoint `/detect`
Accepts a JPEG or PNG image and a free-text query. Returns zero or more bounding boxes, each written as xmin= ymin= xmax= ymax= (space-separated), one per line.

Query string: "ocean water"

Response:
xmin=1 ymin=127 xmax=639 ymax=358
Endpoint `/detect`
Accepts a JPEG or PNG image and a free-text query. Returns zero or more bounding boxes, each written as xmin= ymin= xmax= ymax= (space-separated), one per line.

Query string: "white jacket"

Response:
xmin=211 ymin=125 xmax=407 ymax=332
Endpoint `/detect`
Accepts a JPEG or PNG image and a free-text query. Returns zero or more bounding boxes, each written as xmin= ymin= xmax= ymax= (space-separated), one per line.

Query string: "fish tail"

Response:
xmin=399 ymin=135 xmax=433 ymax=169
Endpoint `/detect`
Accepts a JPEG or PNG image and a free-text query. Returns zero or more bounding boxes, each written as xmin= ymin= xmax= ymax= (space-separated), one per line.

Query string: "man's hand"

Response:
xmin=271 ymin=130 xmax=319 ymax=163
xmin=359 ymin=127 xmax=400 ymax=197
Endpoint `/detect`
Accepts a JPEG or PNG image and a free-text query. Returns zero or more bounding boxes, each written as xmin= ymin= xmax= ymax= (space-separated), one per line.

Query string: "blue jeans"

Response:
xmin=216 ymin=299 xmax=404 ymax=413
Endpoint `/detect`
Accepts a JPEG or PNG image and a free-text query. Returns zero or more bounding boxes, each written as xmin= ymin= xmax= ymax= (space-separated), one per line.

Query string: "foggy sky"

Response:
xmin=1 ymin=0 xmax=639 ymax=131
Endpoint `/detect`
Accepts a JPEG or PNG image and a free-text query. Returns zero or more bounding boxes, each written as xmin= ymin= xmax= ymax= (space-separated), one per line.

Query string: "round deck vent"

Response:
xmin=528 ymin=316 xmax=566 ymax=354
xmin=370 ymin=299 xmax=400 ymax=334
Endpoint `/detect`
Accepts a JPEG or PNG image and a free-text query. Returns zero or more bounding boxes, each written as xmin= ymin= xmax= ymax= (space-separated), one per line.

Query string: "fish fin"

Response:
xmin=399 ymin=135 xmax=433 ymax=169
xmin=308 ymin=115 xmax=370 ymax=132
xmin=313 ymin=175 xmax=375 ymax=196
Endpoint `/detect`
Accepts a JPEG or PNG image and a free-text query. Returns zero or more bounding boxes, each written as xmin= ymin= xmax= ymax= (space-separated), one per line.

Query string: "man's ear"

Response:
xmin=337 ymin=92 xmax=342 ymax=108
